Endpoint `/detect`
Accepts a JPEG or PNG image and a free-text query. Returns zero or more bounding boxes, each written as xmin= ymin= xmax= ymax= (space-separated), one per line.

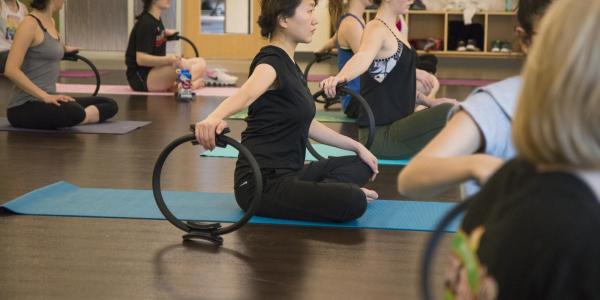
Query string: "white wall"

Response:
xmin=225 ymin=0 xmax=251 ymax=34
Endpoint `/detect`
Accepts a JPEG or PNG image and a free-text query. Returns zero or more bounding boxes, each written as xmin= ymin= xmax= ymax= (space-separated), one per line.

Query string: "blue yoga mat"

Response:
xmin=201 ymin=144 xmax=410 ymax=166
xmin=1 ymin=182 xmax=459 ymax=232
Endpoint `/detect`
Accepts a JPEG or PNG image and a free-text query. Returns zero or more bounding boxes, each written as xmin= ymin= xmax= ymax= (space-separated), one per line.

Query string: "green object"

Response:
xmin=451 ymin=231 xmax=481 ymax=292
xmin=505 ymin=0 xmax=513 ymax=11
xmin=228 ymin=110 xmax=356 ymax=123
xmin=491 ymin=40 xmax=502 ymax=52
xmin=360 ymin=103 xmax=453 ymax=160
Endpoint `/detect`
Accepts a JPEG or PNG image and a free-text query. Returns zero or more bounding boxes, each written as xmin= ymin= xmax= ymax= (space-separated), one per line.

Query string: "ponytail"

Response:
xmin=329 ymin=0 xmax=345 ymax=31
xmin=135 ymin=0 xmax=153 ymax=20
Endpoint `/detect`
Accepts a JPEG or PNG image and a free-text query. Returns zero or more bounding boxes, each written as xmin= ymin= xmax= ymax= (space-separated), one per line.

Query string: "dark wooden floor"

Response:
xmin=0 ymin=62 xmax=474 ymax=299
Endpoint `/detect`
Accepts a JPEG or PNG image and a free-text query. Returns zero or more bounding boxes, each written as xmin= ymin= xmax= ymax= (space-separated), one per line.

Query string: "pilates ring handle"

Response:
xmin=420 ymin=198 xmax=472 ymax=300
xmin=62 ymin=50 xmax=101 ymax=97
xmin=167 ymin=32 xmax=200 ymax=58
xmin=303 ymin=50 xmax=337 ymax=81
xmin=152 ymin=126 xmax=263 ymax=246
xmin=307 ymin=85 xmax=376 ymax=161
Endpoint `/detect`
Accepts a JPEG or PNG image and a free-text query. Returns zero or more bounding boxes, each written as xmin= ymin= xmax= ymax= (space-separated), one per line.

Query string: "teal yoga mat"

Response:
xmin=201 ymin=144 xmax=410 ymax=166
xmin=228 ymin=110 xmax=355 ymax=123
xmin=1 ymin=182 xmax=459 ymax=232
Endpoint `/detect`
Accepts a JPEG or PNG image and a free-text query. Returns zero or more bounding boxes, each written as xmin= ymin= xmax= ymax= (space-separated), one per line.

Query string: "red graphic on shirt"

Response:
xmin=155 ymin=27 xmax=166 ymax=47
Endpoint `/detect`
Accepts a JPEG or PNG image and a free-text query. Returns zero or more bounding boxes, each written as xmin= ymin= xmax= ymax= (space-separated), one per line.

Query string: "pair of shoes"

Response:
xmin=204 ymin=68 xmax=238 ymax=86
xmin=491 ymin=40 xmax=512 ymax=53
xmin=410 ymin=38 xmax=443 ymax=51
xmin=466 ymin=39 xmax=480 ymax=51
xmin=457 ymin=39 xmax=480 ymax=51
xmin=410 ymin=0 xmax=427 ymax=10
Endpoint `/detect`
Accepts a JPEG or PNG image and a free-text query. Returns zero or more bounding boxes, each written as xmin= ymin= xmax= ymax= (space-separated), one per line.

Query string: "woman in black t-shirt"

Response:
xmin=445 ymin=0 xmax=600 ymax=298
xmin=320 ymin=0 xmax=458 ymax=160
xmin=194 ymin=0 xmax=379 ymax=222
xmin=125 ymin=0 xmax=207 ymax=92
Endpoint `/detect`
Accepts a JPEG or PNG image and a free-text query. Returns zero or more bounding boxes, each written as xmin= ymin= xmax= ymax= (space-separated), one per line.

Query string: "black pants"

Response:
xmin=235 ymin=156 xmax=373 ymax=222
xmin=344 ymin=98 xmax=360 ymax=119
xmin=416 ymin=54 xmax=438 ymax=74
xmin=0 ymin=50 xmax=8 ymax=74
xmin=127 ymin=69 xmax=150 ymax=92
xmin=7 ymin=97 xmax=118 ymax=130
xmin=359 ymin=103 xmax=454 ymax=159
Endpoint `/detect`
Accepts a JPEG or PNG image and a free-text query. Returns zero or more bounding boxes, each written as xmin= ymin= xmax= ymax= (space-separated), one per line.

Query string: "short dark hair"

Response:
xmin=258 ymin=0 xmax=318 ymax=38
xmin=517 ymin=0 xmax=554 ymax=42
xmin=30 ymin=0 xmax=51 ymax=10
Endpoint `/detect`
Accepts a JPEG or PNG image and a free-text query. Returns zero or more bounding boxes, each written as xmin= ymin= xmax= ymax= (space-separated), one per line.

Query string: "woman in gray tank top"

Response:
xmin=3 ymin=0 xmax=118 ymax=130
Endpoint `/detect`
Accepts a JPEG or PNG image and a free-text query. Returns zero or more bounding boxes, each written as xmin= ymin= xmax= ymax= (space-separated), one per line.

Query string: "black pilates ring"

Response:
xmin=420 ymin=198 xmax=472 ymax=300
xmin=303 ymin=51 xmax=337 ymax=81
xmin=62 ymin=52 xmax=101 ymax=97
xmin=307 ymin=85 xmax=376 ymax=161
xmin=152 ymin=127 xmax=263 ymax=246
xmin=167 ymin=33 xmax=200 ymax=58
xmin=304 ymin=51 xmax=339 ymax=109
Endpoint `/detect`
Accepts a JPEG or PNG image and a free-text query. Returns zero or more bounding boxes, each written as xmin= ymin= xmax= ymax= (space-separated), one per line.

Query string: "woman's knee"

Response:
xmin=97 ymin=98 xmax=118 ymax=122
xmin=336 ymin=187 xmax=368 ymax=222
xmin=182 ymin=57 xmax=206 ymax=71
xmin=78 ymin=97 xmax=118 ymax=122
xmin=147 ymin=66 xmax=178 ymax=92
xmin=348 ymin=156 xmax=373 ymax=182
xmin=62 ymin=103 xmax=87 ymax=127
xmin=348 ymin=156 xmax=374 ymax=185
xmin=191 ymin=57 xmax=206 ymax=68
xmin=430 ymin=102 xmax=454 ymax=118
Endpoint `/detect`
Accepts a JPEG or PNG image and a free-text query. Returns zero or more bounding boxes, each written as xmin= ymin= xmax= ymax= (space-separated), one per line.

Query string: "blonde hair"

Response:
xmin=513 ymin=0 xmax=600 ymax=169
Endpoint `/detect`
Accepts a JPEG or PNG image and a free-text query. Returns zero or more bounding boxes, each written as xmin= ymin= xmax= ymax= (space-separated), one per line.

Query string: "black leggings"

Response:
xmin=7 ymin=97 xmax=118 ymax=130
xmin=0 ymin=50 xmax=8 ymax=74
xmin=235 ymin=156 xmax=373 ymax=223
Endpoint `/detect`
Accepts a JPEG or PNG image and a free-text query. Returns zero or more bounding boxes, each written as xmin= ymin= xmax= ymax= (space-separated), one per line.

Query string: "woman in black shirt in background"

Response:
xmin=195 ymin=0 xmax=379 ymax=222
xmin=445 ymin=0 xmax=600 ymax=298
xmin=126 ymin=0 xmax=207 ymax=92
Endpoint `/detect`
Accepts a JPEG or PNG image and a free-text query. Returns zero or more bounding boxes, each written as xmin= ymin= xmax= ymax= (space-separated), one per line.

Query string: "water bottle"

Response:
xmin=176 ymin=69 xmax=195 ymax=102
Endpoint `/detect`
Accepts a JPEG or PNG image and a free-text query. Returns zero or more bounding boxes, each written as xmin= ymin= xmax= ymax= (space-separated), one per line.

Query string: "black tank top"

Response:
xmin=358 ymin=19 xmax=416 ymax=127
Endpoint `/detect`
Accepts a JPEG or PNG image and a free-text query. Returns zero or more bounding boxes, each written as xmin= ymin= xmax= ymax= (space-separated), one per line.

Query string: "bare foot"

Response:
xmin=361 ymin=188 xmax=379 ymax=203
xmin=80 ymin=105 xmax=100 ymax=125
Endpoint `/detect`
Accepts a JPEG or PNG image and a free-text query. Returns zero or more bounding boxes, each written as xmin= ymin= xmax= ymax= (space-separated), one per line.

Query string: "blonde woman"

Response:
xmin=445 ymin=0 xmax=600 ymax=298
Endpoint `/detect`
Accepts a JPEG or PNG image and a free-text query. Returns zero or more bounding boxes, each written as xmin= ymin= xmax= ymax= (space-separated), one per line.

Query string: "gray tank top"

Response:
xmin=8 ymin=15 xmax=63 ymax=109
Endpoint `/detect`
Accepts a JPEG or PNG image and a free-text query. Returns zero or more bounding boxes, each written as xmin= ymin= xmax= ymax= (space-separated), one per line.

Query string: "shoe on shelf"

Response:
xmin=423 ymin=38 xmax=443 ymax=51
xmin=410 ymin=0 xmax=427 ymax=10
xmin=491 ymin=40 xmax=502 ymax=52
xmin=500 ymin=41 xmax=512 ymax=53
xmin=466 ymin=39 xmax=480 ymax=51
xmin=456 ymin=40 xmax=467 ymax=51
xmin=204 ymin=68 xmax=238 ymax=86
